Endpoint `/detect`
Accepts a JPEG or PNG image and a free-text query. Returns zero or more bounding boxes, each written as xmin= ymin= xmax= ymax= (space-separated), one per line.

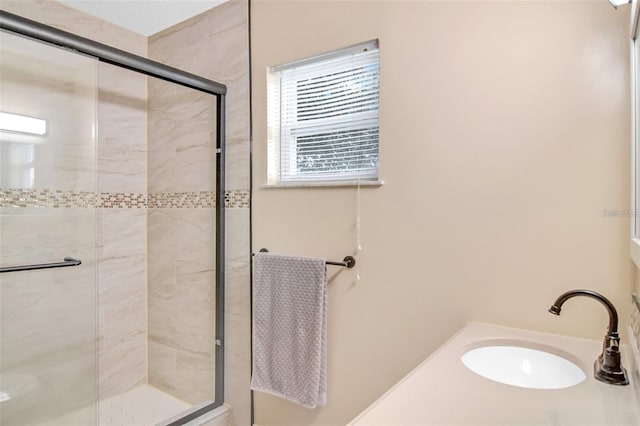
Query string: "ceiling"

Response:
xmin=57 ymin=0 xmax=229 ymax=36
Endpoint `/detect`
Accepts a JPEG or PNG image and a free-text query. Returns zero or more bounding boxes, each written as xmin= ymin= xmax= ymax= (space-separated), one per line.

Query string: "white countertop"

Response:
xmin=349 ymin=322 xmax=640 ymax=426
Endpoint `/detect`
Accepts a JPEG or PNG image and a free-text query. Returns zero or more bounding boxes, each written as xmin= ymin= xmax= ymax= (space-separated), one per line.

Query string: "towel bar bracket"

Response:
xmin=344 ymin=256 xmax=355 ymax=268
xmin=327 ymin=256 xmax=356 ymax=269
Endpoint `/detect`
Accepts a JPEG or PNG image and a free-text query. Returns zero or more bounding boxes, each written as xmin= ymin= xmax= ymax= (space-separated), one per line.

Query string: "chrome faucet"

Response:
xmin=549 ymin=289 xmax=629 ymax=386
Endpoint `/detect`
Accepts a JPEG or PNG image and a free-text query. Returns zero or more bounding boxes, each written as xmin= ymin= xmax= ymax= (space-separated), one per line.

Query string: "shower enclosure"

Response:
xmin=0 ymin=11 xmax=226 ymax=426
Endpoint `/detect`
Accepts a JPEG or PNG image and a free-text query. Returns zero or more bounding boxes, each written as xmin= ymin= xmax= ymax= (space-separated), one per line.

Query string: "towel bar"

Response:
xmin=253 ymin=248 xmax=356 ymax=269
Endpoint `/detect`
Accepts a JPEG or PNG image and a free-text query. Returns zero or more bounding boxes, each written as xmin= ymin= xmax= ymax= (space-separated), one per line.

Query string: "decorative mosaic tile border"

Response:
xmin=148 ymin=191 xmax=249 ymax=208
xmin=225 ymin=190 xmax=249 ymax=208
xmin=631 ymin=294 xmax=640 ymax=352
xmin=148 ymin=192 xmax=215 ymax=209
xmin=100 ymin=192 xmax=147 ymax=208
xmin=1 ymin=188 xmax=250 ymax=209
xmin=1 ymin=188 xmax=98 ymax=208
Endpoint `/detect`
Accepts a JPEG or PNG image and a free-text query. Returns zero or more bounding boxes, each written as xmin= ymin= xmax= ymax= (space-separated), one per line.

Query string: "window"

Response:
xmin=267 ymin=40 xmax=380 ymax=185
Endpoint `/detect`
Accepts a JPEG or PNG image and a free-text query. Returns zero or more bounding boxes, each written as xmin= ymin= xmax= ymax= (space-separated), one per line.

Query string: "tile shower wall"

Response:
xmin=1 ymin=0 xmax=149 ymax=403
xmin=2 ymin=0 xmax=251 ymax=421
xmin=97 ymin=62 xmax=148 ymax=400
xmin=146 ymin=75 xmax=218 ymax=403
xmin=0 ymin=28 xmax=99 ymax=425
xmin=149 ymin=0 xmax=251 ymax=422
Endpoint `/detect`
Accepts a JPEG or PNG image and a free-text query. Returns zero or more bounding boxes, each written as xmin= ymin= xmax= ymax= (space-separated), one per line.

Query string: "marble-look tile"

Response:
xmin=98 ymin=255 xmax=147 ymax=399
xmin=151 ymin=22 xmax=250 ymax=141
xmin=99 ymin=209 xmax=146 ymax=260
xmin=147 ymin=1 xmax=253 ymax=421
xmin=0 ymin=261 xmax=97 ymax=364
xmin=148 ymin=81 xmax=216 ymax=194
xmin=224 ymin=206 xmax=251 ymax=426
xmin=148 ymin=208 xmax=217 ymax=404
xmin=98 ymin=63 xmax=147 ymax=195
xmin=147 ymin=208 xmax=179 ymax=267
xmin=225 ymin=265 xmax=252 ymax=426
xmin=149 ymin=0 xmax=250 ymax=196
xmin=49 ymin=151 xmax=98 ymax=193
xmin=148 ymin=277 xmax=215 ymax=356
xmin=97 ymin=208 xmax=147 ymax=399
xmin=148 ymin=209 xmax=216 ymax=270
xmin=226 ymin=137 xmax=251 ymax=191
xmin=149 ymin=1 xmax=248 ymax=81
xmin=175 ymin=350 xmax=216 ymax=405
xmin=151 ymin=0 xmax=247 ymax=44
xmin=99 ymin=334 xmax=146 ymax=401
xmin=226 ymin=74 xmax=251 ymax=139
xmin=88 ymin=22 xmax=146 ymax=405
xmin=174 ymin=141 xmax=217 ymax=194
xmin=98 ymin=256 xmax=146 ymax=320
xmin=225 ymin=208 xmax=250 ymax=272
xmin=148 ymin=145 xmax=177 ymax=195
xmin=148 ymin=340 xmax=178 ymax=395
xmin=0 ymin=208 xmax=97 ymax=266
xmin=175 ymin=209 xmax=216 ymax=277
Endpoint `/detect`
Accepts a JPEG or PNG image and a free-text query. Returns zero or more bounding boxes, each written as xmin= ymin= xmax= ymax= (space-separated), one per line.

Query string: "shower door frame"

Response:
xmin=0 ymin=10 xmax=227 ymax=426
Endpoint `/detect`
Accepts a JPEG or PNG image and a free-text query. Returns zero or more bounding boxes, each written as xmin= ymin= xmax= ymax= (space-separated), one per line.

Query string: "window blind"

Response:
xmin=267 ymin=41 xmax=379 ymax=184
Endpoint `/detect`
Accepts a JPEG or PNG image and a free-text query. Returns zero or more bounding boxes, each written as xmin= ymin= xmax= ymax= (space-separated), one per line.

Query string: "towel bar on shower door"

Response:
xmin=253 ymin=248 xmax=356 ymax=269
xmin=0 ymin=257 xmax=82 ymax=273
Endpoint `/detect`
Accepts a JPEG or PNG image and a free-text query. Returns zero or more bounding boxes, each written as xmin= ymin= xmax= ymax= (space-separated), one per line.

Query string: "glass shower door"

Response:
xmin=0 ymin=31 xmax=99 ymax=425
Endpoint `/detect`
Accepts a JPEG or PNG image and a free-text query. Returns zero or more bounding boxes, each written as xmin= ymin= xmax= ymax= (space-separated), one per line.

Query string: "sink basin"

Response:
xmin=461 ymin=344 xmax=586 ymax=389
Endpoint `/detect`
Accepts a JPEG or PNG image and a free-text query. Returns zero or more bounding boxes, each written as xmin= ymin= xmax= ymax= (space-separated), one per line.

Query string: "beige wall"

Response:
xmin=252 ymin=1 xmax=633 ymax=425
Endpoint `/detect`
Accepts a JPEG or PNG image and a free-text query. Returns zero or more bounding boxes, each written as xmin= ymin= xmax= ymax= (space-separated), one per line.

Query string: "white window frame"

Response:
xmin=265 ymin=40 xmax=382 ymax=187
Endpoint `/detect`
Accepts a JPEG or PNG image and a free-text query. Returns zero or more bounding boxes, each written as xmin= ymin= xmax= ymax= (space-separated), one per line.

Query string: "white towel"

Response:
xmin=251 ymin=252 xmax=327 ymax=409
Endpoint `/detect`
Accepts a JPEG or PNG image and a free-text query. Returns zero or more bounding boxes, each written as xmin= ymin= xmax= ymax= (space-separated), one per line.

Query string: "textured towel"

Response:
xmin=251 ymin=253 xmax=327 ymax=408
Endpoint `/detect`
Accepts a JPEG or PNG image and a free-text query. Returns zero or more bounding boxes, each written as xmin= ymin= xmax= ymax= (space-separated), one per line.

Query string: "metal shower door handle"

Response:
xmin=0 ymin=257 xmax=82 ymax=273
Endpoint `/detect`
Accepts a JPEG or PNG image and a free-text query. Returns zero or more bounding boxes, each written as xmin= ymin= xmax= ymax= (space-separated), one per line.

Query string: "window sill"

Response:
xmin=261 ymin=180 xmax=384 ymax=189
xmin=631 ymin=238 xmax=640 ymax=269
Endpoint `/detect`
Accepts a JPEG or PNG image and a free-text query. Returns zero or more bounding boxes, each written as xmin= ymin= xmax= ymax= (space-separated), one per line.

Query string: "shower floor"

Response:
xmin=99 ymin=385 xmax=192 ymax=426
xmin=49 ymin=384 xmax=192 ymax=426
